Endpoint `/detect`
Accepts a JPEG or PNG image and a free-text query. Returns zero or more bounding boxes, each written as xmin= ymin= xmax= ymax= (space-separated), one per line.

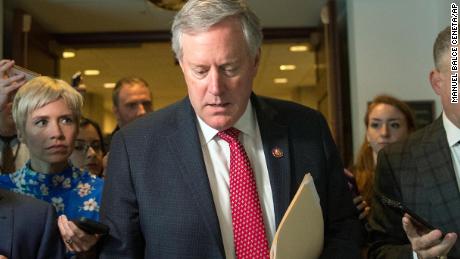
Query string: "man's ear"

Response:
xmin=112 ymin=106 xmax=121 ymax=123
xmin=178 ymin=59 xmax=185 ymax=72
xmin=254 ymin=48 xmax=261 ymax=68
xmin=429 ymin=69 xmax=443 ymax=96
xmin=251 ymin=48 xmax=261 ymax=77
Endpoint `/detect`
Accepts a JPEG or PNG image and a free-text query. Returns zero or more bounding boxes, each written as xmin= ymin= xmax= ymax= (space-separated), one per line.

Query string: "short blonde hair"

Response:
xmin=13 ymin=76 xmax=83 ymax=135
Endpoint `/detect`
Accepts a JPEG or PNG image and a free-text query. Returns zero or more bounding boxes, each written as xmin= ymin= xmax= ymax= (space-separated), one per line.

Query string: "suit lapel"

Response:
xmin=166 ymin=98 xmax=224 ymax=255
xmin=419 ymin=117 xmax=460 ymax=232
xmin=0 ymin=193 xmax=13 ymax=255
xmin=252 ymin=95 xmax=291 ymax=228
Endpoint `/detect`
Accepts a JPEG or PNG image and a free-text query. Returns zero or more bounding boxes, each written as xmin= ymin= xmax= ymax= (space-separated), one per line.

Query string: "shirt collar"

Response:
xmin=196 ymin=100 xmax=256 ymax=144
xmin=443 ymin=112 xmax=460 ymax=147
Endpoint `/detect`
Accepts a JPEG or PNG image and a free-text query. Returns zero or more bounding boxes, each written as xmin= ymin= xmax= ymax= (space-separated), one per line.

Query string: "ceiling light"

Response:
xmin=274 ymin=78 xmax=288 ymax=84
xmin=104 ymin=83 xmax=116 ymax=89
xmin=289 ymin=45 xmax=309 ymax=52
xmin=84 ymin=70 xmax=100 ymax=76
xmin=280 ymin=65 xmax=296 ymax=71
xmin=62 ymin=51 xmax=75 ymax=58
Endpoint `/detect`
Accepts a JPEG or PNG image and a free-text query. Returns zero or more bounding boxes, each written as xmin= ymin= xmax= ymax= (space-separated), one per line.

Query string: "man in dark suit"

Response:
xmin=103 ymin=77 xmax=153 ymax=174
xmin=100 ymin=0 xmax=361 ymax=258
xmin=0 ymin=189 xmax=65 ymax=258
xmin=368 ymin=26 xmax=459 ymax=258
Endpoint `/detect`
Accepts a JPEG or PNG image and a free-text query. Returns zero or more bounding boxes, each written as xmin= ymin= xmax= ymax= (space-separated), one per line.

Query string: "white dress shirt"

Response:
xmin=196 ymin=101 xmax=276 ymax=259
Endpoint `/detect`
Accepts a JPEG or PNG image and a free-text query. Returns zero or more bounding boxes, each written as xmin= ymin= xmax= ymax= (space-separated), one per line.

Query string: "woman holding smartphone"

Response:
xmin=346 ymin=94 xmax=416 ymax=241
xmin=0 ymin=76 xmax=103 ymax=256
xmin=350 ymin=95 xmax=416 ymax=220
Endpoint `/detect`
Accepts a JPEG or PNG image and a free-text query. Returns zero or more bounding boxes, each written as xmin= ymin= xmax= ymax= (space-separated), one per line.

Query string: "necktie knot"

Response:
xmin=217 ymin=127 xmax=240 ymax=143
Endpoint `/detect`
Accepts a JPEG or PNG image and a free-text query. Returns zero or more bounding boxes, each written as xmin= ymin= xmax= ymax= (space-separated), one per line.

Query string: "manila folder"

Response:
xmin=270 ymin=173 xmax=324 ymax=259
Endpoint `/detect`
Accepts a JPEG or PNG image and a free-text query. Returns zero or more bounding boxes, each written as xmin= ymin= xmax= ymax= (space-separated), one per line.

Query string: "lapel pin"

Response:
xmin=271 ymin=147 xmax=284 ymax=158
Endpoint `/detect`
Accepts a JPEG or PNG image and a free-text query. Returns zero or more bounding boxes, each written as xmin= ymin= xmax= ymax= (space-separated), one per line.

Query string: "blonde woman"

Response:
xmin=0 ymin=76 xmax=103 ymax=256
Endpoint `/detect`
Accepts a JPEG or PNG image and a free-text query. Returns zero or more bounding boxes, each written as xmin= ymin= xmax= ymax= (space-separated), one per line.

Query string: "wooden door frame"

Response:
xmin=325 ymin=0 xmax=353 ymax=166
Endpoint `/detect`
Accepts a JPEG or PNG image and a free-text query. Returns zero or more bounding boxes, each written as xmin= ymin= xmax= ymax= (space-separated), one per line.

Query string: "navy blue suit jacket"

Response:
xmin=100 ymin=95 xmax=362 ymax=258
xmin=0 ymin=189 xmax=65 ymax=258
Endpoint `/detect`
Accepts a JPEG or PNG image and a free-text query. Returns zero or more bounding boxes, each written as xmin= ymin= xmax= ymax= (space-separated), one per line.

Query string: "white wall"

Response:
xmin=347 ymin=0 xmax=457 ymax=156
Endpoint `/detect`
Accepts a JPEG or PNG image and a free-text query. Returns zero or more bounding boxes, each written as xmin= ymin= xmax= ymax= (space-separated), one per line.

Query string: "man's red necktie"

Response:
xmin=218 ymin=127 xmax=270 ymax=259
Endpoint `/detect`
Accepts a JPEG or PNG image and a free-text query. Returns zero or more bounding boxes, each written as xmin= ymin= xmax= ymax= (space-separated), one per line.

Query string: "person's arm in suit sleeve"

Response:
xmin=99 ymin=131 xmax=144 ymax=258
xmin=37 ymin=204 xmax=66 ymax=259
xmin=367 ymin=149 xmax=413 ymax=259
xmin=316 ymin=114 xmax=363 ymax=259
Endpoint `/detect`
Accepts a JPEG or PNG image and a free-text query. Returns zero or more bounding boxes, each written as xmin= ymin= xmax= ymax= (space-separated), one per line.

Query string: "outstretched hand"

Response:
xmin=402 ymin=214 xmax=457 ymax=258
xmin=343 ymin=169 xmax=370 ymax=219
xmin=57 ymin=215 xmax=101 ymax=253
xmin=0 ymin=60 xmax=26 ymax=112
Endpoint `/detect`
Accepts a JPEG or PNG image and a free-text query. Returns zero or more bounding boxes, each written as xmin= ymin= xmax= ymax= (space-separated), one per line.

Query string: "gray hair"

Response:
xmin=433 ymin=26 xmax=451 ymax=70
xmin=13 ymin=76 xmax=83 ymax=136
xmin=171 ymin=0 xmax=263 ymax=60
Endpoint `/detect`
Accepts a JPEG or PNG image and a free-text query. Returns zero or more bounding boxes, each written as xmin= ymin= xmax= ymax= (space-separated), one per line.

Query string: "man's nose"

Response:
xmin=136 ymin=103 xmax=147 ymax=116
xmin=207 ymin=69 xmax=224 ymax=96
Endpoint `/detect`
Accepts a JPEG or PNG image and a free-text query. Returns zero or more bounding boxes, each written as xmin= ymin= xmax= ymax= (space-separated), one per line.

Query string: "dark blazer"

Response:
xmin=100 ymin=95 xmax=362 ymax=258
xmin=0 ymin=189 xmax=65 ymax=258
xmin=368 ymin=117 xmax=460 ymax=258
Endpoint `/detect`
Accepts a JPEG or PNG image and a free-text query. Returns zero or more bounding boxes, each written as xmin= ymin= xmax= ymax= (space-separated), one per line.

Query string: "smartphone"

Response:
xmin=379 ymin=194 xmax=436 ymax=232
xmin=7 ymin=65 xmax=40 ymax=81
xmin=72 ymin=217 xmax=109 ymax=235
xmin=348 ymin=175 xmax=360 ymax=196
xmin=344 ymin=169 xmax=360 ymax=196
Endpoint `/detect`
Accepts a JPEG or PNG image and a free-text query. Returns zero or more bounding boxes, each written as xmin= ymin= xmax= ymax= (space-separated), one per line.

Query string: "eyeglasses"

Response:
xmin=74 ymin=141 xmax=102 ymax=153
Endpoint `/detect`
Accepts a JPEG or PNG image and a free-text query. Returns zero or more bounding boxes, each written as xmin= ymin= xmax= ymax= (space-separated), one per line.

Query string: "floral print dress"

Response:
xmin=0 ymin=161 xmax=103 ymax=221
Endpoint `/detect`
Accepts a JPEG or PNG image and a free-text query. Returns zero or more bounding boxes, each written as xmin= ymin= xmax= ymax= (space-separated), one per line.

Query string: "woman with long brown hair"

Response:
xmin=351 ymin=95 xmax=416 ymax=219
